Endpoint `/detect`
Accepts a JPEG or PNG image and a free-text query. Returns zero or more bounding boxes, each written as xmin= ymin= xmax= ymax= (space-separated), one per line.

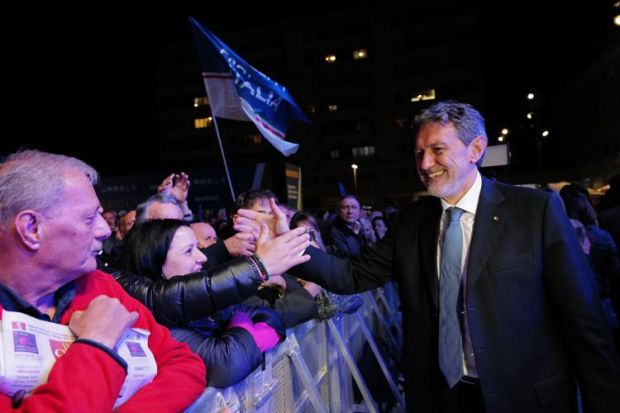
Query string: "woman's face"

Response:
xmin=373 ymin=218 xmax=387 ymax=239
xmin=162 ymin=226 xmax=207 ymax=279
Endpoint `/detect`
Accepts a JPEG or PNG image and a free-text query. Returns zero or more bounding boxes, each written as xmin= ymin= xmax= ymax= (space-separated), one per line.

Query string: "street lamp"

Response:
xmin=351 ymin=164 xmax=358 ymax=194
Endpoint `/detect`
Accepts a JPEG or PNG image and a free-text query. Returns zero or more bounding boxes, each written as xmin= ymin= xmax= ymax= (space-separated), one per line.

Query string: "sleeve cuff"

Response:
xmin=74 ymin=338 xmax=128 ymax=371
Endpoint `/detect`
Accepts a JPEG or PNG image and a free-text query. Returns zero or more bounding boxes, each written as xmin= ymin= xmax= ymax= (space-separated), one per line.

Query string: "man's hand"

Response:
xmin=269 ymin=198 xmax=290 ymax=235
xmin=69 ymin=295 xmax=138 ymax=349
xmin=255 ymin=224 xmax=310 ymax=275
xmin=158 ymin=173 xmax=191 ymax=205
xmin=157 ymin=173 xmax=175 ymax=196
xmin=223 ymin=232 xmax=256 ymax=256
xmin=170 ymin=172 xmax=190 ymax=204
xmin=234 ymin=199 xmax=289 ymax=240
xmin=232 ymin=215 xmax=261 ymax=240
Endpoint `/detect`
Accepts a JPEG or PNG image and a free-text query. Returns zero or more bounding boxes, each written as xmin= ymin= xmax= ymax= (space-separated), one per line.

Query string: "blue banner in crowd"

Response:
xmin=189 ymin=17 xmax=310 ymax=156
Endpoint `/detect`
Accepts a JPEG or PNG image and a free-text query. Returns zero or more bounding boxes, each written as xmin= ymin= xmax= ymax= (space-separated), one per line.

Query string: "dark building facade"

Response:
xmin=155 ymin=0 xmax=620 ymax=209
xmin=156 ymin=1 xmax=484 ymax=209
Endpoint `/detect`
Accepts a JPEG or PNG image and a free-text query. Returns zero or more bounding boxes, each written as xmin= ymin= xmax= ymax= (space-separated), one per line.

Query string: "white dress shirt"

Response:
xmin=437 ymin=171 xmax=482 ymax=378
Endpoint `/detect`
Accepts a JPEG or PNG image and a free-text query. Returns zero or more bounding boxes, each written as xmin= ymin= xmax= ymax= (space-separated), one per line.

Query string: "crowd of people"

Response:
xmin=1 ymin=100 xmax=619 ymax=412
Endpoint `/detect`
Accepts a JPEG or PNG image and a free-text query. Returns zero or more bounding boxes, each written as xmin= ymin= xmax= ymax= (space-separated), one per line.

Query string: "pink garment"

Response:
xmin=227 ymin=312 xmax=253 ymax=330
xmin=251 ymin=322 xmax=280 ymax=352
xmin=227 ymin=312 xmax=280 ymax=352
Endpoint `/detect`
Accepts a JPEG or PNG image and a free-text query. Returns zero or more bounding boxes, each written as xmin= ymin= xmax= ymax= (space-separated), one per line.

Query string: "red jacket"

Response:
xmin=0 ymin=270 xmax=206 ymax=413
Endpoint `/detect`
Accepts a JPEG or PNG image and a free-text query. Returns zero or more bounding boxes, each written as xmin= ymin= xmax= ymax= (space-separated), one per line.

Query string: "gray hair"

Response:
xmin=134 ymin=194 xmax=180 ymax=226
xmin=0 ymin=150 xmax=98 ymax=229
xmin=414 ymin=101 xmax=488 ymax=167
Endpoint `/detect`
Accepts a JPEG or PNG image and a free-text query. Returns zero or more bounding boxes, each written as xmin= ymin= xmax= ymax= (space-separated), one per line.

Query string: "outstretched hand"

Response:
xmin=255 ymin=224 xmax=310 ymax=275
xmin=235 ymin=199 xmax=290 ymax=240
xmin=223 ymin=232 xmax=256 ymax=256
xmin=269 ymin=198 xmax=290 ymax=236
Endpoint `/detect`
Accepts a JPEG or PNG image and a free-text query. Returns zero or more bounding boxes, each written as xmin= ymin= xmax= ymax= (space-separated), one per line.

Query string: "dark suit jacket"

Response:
xmin=289 ymin=177 xmax=620 ymax=413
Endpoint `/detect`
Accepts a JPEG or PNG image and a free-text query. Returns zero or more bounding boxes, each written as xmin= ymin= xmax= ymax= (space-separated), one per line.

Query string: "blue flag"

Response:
xmin=189 ymin=17 xmax=310 ymax=156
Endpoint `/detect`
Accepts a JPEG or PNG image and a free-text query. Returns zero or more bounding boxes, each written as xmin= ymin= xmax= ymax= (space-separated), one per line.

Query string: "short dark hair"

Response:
xmin=235 ymin=189 xmax=277 ymax=212
xmin=338 ymin=194 xmax=360 ymax=206
xmin=121 ymin=219 xmax=190 ymax=280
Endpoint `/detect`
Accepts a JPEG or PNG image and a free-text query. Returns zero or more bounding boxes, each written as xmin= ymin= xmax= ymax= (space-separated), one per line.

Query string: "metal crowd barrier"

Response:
xmin=185 ymin=283 xmax=404 ymax=413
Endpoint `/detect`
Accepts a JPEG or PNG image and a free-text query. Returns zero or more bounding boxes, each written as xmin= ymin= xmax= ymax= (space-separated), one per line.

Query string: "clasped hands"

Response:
xmin=233 ymin=198 xmax=311 ymax=287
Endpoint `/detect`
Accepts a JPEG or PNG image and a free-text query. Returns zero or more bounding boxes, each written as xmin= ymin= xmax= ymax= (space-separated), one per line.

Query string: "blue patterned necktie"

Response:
xmin=438 ymin=207 xmax=464 ymax=388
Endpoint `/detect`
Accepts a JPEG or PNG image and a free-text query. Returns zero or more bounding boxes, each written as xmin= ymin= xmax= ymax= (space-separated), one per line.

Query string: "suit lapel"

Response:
xmin=419 ymin=199 xmax=442 ymax=310
xmin=466 ymin=177 xmax=506 ymax=290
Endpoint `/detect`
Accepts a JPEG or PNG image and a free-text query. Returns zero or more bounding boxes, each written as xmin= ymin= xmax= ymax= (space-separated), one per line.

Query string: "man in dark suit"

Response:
xmin=260 ymin=101 xmax=620 ymax=412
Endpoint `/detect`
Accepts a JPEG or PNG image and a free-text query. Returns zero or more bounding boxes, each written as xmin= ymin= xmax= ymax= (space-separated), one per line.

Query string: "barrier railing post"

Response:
xmin=354 ymin=312 xmax=406 ymax=408
xmin=327 ymin=317 xmax=379 ymax=413
xmin=286 ymin=333 xmax=329 ymax=413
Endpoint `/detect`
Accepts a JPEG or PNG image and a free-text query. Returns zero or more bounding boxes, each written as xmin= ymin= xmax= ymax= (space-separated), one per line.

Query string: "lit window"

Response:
xmin=328 ymin=104 xmax=338 ymax=112
xmin=330 ymin=149 xmax=340 ymax=159
xmin=194 ymin=116 xmax=213 ymax=129
xmin=353 ymin=146 xmax=375 ymax=158
xmin=410 ymin=89 xmax=436 ymax=102
xmin=325 ymin=54 xmax=337 ymax=63
xmin=246 ymin=134 xmax=262 ymax=144
xmin=193 ymin=97 xmax=209 ymax=107
xmin=353 ymin=49 xmax=367 ymax=59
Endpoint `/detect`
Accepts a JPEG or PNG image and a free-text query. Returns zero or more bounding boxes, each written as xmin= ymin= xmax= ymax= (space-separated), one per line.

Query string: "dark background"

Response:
xmin=1 ymin=2 xmax=617 ymax=176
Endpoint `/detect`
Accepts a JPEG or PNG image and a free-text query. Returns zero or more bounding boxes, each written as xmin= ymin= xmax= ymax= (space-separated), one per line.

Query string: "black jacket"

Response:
xmin=172 ymin=304 xmax=285 ymax=388
xmin=113 ymin=257 xmax=262 ymax=327
xmin=243 ymin=273 xmax=318 ymax=329
xmin=328 ymin=217 xmax=366 ymax=258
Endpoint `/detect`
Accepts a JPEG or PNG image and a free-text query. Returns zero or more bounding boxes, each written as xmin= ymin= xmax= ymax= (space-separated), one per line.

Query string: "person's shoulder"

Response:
xmin=87 ymin=269 xmax=120 ymax=284
xmin=80 ymin=270 xmax=130 ymax=296
xmin=490 ymin=180 xmax=551 ymax=204
xmin=81 ymin=271 xmax=159 ymax=329
xmin=389 ymin=197 xmax=440 ymax=228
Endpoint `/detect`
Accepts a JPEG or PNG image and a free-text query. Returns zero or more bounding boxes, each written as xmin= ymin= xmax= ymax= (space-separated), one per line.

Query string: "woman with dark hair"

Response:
xmin=121 ymin=219 xmax=285 ymax=388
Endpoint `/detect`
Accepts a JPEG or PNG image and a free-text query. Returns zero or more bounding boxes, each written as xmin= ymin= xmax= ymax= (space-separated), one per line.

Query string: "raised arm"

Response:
xmin=113 ymin=258 xmax=262 ymax=326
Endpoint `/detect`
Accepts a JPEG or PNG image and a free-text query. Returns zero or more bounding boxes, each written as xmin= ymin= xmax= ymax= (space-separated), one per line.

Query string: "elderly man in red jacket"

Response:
xmin=0 ymin=150 xmax=206 ymax=412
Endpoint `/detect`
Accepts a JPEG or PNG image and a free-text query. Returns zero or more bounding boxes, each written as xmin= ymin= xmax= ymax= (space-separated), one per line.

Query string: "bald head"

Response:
xmin=191 ymin=222 xmax=218 ymax=248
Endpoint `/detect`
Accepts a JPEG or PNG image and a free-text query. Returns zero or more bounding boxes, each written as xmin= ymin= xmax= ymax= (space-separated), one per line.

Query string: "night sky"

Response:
xmin=1 ymin=2 xmax=616 ymax=176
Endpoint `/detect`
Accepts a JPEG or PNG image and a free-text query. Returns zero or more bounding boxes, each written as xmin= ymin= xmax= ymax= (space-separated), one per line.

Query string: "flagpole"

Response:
xmin=210 ymin=114 xmax=236 ymax=202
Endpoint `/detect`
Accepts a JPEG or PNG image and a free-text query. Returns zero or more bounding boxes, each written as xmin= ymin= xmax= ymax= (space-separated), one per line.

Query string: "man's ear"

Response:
xmin=14 ymin=210 xmax=43 ymax=251
xmin=469 ymin=135 xmax=487 ymax=164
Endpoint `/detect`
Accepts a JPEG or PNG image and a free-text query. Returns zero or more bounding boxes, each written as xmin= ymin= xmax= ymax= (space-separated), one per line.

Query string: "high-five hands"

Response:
xmin=254 ymin=225 xmax=310 ymax=276
xmin=234 ymin=198 xmax=290 ymax=240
